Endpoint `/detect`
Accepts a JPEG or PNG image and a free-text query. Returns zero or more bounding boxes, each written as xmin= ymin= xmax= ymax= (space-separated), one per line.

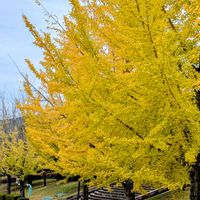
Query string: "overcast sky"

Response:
xmin=0 ymin=0 xmax=70 ymax=101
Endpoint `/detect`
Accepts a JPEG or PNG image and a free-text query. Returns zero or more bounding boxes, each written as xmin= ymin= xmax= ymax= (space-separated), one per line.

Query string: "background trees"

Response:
xmin=20 ymin=0 xmax=200 ymax=191
xmin=0 ymin=95 xmax=41 ymax=196
xmin=0 ymin=131 xmax=40 ymax=181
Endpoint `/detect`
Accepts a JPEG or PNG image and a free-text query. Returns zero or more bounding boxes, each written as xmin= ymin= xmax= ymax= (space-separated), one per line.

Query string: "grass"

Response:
xmin=0 ymin=177 xmax=80 ymax=200
xmin=29 ymin=180 xmax=80 ymax=200
xmin=1 ymin=177 xmax=191 ymax=200
xmin=148 ymin=188 xmax=190 ymax=200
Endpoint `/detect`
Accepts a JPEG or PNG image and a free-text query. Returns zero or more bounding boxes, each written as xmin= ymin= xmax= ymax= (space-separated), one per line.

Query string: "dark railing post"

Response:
xmin=190 ymin=154 xmax=200 ymax=200
xmin=19 ymin=180 xmax=25 ymax=197
xmin=7 ymin=174 xmax=11 ymax=194
xmin=77 ymin=181 xmax=81 ymax=200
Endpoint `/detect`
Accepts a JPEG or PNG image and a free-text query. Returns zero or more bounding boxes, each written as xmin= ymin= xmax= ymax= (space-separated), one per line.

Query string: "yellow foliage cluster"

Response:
xmin=20 ymin=0 xmax=200 ymax=190
xmin=0 ymin=131 xmax=41 ymax=180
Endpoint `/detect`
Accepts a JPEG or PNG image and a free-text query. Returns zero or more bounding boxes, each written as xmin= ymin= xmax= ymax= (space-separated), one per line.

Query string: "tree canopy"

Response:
xmin=0 ymin=131 xmax=40 ymax=180
xmin=21 ymin=0 xmax=200 ymax=191
xmin=0 ymin=97 xmax=40 ymax=180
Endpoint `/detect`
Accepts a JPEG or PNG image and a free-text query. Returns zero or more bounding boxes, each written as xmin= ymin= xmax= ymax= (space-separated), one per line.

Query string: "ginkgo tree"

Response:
xmin=0 ymin=97 xmax=41 ymax=197
xmin=0 ymin=130 xmax=41 ymax=196
xmin=20 ymin=0 xmax=200 ymax=196
xmin=0 ymin=132 xmax=39 ymax=179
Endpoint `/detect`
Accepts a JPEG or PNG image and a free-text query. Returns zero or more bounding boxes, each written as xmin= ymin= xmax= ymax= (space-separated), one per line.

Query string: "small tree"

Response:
xmin=0 ymin=131 xmax=40 ymax=196
xmin=0 ymin=95 xmax=41 ymax=197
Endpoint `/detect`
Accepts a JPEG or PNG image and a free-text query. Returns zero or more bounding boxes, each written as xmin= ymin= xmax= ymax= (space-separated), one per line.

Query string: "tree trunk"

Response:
xmin=83 ymin=183 xmax=88 ymax=200
xmin=124 ymin=186 xmax=135 ymax=200
xmin=43 ymin=172 xmax=47 ymax=186
xmin=125 ymin=191 xmax=135 ymax=200
xmin=19 ymin=180 xmax=25 ymax=197
xmin=7 ymin=174 xmax=11 ymax=194
xmin=77 ymin=181 xmax=80 ymax=200
xmin=190 ymin=154 xmax=200 ymax=200
xmin=27 ymin=175 xmax=32 ymax=185
xmin=122 ymin=179 xmax=135 ymax=200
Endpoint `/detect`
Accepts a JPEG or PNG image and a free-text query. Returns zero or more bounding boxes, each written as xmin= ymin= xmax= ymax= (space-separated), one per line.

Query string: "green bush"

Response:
xmin=17 ymin=198 xmax=29 ymax=200
xmin=5 ymin=194 xmax=20 ymax=200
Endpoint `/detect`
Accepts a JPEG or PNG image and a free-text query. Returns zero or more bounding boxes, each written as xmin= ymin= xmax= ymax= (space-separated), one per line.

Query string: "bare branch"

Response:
xmin=8 ymin=55 xmax=54 ymax=107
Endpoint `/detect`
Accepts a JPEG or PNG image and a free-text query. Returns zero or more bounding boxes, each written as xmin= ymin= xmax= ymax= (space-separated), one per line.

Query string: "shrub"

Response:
xmin=17 ymin=198 xmax=29 ymax=200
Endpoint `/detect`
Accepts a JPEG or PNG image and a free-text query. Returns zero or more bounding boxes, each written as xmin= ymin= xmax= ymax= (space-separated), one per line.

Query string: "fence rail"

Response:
xmin=65 ymin=184 xmax=168 ymax=200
